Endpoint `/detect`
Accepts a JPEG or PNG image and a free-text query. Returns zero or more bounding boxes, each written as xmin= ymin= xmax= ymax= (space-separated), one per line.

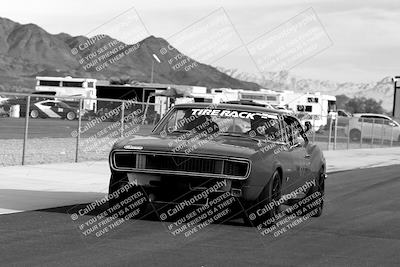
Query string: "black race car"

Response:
xmin=29 ymin=100 xmax=79 ymax=120
xmin=107 ymin=103 xmax=327 ymax=228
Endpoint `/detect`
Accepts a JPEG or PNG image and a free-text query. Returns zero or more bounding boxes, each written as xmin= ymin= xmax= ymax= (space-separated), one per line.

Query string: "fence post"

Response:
xmin=327 ymin=116 xmax=333 ymax=150
xmin=371 ymin=119 xmax=375 ymax=148
xmin=333 ymin=117 xmax=338 ymax=150
xmin=390 ymin=124 xmax=394 ymax=147
xmin=360 ymin=118 xmax=364 ymax=148
xmin=346 ymin=121 xmax=350 ymax=149
xmin=120 ymin=101 xmax=125 ymax=138
xmin=22 ymin=96 xmax=31 ymax=165
xmin=75 ymin=98 xmax=83 ymax=163
xmin=380 ymin=120 xmax=384 ymax=147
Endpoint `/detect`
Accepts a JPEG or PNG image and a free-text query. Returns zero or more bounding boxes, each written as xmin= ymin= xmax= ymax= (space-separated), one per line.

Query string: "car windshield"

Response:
xmin=155 ymin=107 xmax=284 ymax=142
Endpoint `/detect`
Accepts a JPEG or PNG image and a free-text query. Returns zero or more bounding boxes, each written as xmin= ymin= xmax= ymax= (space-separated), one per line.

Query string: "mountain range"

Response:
xmin=0 ymin=16 xmax=259 ymax=94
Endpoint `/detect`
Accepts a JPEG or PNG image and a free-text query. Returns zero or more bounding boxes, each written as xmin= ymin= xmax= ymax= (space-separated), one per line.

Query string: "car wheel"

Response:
xmin=303 ymin=168 xmax=325 ymax=217
xmin=66 ymin=111 xmax=76 ymax=121
xmin=30 ymin=109 xmax=39 ymax=118
xmin=243 ymin=170 xmax=282 ymax=227
xmin=349 ymin=129 xmax=361 ymax=141
xmin=108 ymin=172 xmax=148 ymax=219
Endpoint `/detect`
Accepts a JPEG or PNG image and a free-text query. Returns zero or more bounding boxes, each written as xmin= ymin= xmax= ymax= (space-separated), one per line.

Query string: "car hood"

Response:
xmin=113 ymin=134 xmax=271 ymax=159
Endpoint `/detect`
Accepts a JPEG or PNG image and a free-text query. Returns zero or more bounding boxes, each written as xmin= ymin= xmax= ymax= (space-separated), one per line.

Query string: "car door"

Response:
xmin=38 ymin=101 xmax=61 ymax=118
xmin=279 ymin=116 xmax=307 ymax=195
xmin=53 ymin=102 xmax=65 ymax=115
xmin=370 ymin=116 xmax=384 ymax=141
xmin=359 ymin=115 xmax=373 ymax=139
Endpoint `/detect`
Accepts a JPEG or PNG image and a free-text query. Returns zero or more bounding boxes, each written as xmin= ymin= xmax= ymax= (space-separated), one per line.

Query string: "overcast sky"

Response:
xmin=2 ymin=0 xmax=399 ymax=83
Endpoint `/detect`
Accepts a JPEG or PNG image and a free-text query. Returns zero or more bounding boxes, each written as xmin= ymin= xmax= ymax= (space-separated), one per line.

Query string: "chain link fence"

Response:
xmin=297 ymin=114 xmax=400 ymax=150
xmin=1 ymin=92 xmax=399 ymax=166
xmin=0 ymin=92 xmax=161 ymax=166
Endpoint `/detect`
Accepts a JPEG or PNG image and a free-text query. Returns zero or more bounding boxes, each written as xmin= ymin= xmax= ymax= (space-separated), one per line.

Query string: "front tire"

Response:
xmin=304 ymin=168 xmax=325 ymax=217
xmin=349 ymin=129 xmax=361 ymax=141
xmin=243 ymin=170 xmax=282 ymax=227
xmin=30 ymin=109 xmax=39 ymax=119
xmin=108 ymin=172 xmax=149 ymax=219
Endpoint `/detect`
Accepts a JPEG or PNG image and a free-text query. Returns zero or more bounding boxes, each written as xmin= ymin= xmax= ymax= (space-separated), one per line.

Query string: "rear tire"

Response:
xmin=349 ymin=129 xmax=361 ymax=141
xmin=66 ymin=111 xmax=76 ymax=121
xmin=30 ymin=109 xmax=39 ymax=119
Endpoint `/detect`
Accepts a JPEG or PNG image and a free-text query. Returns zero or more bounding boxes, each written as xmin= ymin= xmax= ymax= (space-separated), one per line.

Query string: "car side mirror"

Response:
xmin=304 ymin=121 xmax=312 ymax=132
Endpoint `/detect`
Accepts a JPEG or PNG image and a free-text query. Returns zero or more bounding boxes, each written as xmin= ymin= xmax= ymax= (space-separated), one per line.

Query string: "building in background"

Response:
xmin=35 ymin=76 xmax=97 ymax=111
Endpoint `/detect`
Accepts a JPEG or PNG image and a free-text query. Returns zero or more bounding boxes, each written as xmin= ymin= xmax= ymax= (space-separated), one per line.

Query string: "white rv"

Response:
xmin=281 ymin=91 xmax=337 ymax=130
xmin=35 ymin=76 xmax=97 ymax=111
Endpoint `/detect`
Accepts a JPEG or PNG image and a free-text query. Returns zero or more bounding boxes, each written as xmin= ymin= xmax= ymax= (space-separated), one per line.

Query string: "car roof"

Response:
xmin=353 ymin=113 xmax=391 ymax=118
xmin=40 ymin=100 xmax=59 ymax=102
xmin=173 ymin=102 xmax=287 ymax=115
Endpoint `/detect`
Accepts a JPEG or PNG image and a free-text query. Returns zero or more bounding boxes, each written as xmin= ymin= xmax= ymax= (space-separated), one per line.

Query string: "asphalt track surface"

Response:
xmin=0 ymin=117 xmax=154 ymax=139
xmin=0 ymin=165 xmax=399 ymax=266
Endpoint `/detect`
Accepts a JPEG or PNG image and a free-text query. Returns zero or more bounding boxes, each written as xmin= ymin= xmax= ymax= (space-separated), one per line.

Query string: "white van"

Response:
xmin=348 ymin=113 xmax=400 ymax=142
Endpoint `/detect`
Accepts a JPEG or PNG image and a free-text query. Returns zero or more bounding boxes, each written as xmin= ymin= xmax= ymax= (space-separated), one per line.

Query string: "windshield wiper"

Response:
xmin=170 ymin=130 xmax=190 ymax=134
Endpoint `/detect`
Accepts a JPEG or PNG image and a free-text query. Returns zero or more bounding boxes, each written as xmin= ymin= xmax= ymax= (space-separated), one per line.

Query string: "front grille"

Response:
xmin=112 ymin=151 xmax=250 ymax=179
xmin=224 ymin=160 xmax=248 ymax=177
xmin=114 ymin=153 xmax=136 ymax=168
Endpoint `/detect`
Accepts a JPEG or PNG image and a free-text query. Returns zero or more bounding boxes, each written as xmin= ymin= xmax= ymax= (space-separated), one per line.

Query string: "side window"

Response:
xmin=359 ymin=116 xmax=373 ymax=123
xmin=42 ymin=102 xmax=55 ymax=107
xmin=384 ymin=118 xmax=398 ymax=127
xmin=372 ymin=116 xmax=386 ymax=125
xmin=291 ymin=121 xmax=306 ymax=145
xmin=251 ymin=117 xmax=282 ymax=141
xmin=265 ymin=118 xmax=282 ymax=142
xmin=165 ymin=110 xmax=178 ymax=132
xmin=281 ymin=120 xmax=292 ymax=145
xmin=283 ymin=116 xmax=306 ymax=146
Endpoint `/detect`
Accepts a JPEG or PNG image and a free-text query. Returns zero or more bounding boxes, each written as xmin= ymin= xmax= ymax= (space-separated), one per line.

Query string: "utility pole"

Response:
xmin=150 ymin=53 xmax=161 ymax=84
xmin=392 ymin=76 xmax=400 ymax=118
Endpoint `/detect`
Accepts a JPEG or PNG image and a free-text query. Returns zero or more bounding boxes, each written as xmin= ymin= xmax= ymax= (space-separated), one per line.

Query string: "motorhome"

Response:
xmin=281 ymin=91 xmax=337 ymax=130
xmin=35 ymin=76 xmax=97 ymax=111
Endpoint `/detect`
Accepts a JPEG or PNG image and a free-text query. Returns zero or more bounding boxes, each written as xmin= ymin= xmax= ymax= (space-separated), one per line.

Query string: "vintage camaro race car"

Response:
xmin=108 ymin=103 xmax=327 ymax=227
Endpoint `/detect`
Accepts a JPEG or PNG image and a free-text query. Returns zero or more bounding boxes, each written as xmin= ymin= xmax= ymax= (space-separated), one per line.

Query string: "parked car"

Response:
xmin=29 ymin=100 xmax=79 ymax=120
xmin=107 ymin=103 xmax=327 ymax=227
xmin=348 ymin=113 xmax=400 ymax=142
xmin=337 ymin=109 xmax=352 ymax=118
